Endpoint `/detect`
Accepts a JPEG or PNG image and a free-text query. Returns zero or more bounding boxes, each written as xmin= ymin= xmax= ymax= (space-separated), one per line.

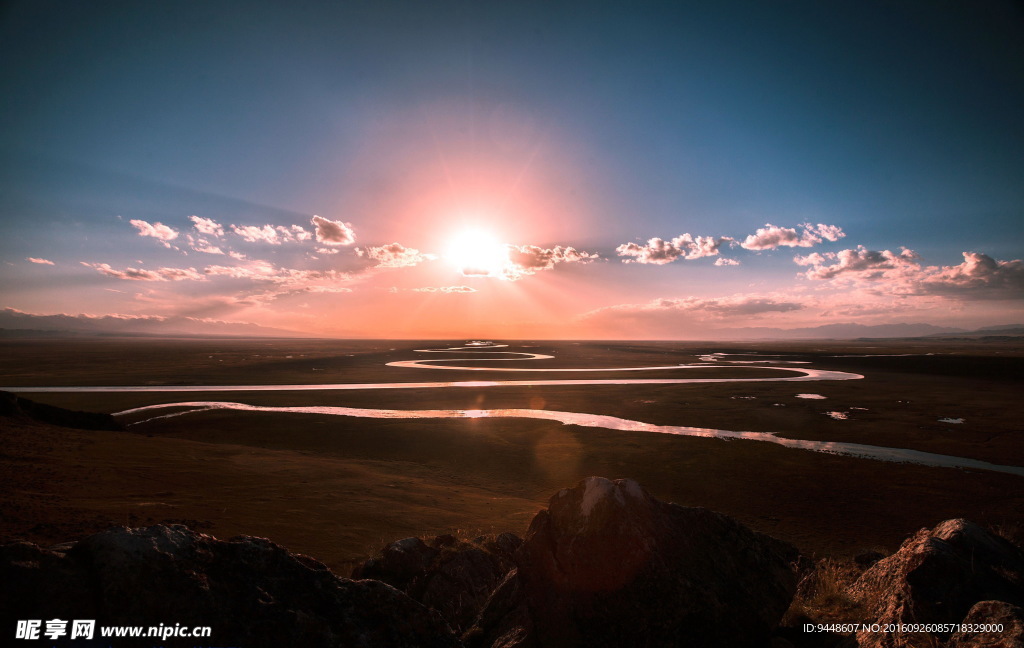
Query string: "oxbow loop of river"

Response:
xmin=10 ymin=342 xmax=1024 ymax=477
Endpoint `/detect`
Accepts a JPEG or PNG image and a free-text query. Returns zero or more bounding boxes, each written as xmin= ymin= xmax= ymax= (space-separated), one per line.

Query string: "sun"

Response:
xmin=445 ymin=229 xmax=509 ymax=277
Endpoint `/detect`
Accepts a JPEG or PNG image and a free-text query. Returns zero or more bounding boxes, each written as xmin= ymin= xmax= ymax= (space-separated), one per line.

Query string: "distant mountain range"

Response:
xmin=0 ymin=308 xmax=303 ymax=338
xmin=707 ymin=322 xmax=1024 ymax=341
xmin=1 ymin=307 xmax=1020 ymax=340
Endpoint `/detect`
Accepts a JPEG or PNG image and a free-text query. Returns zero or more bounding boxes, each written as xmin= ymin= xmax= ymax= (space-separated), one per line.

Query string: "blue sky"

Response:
xmin=1 ymin=0 xmax=1021 ymax=337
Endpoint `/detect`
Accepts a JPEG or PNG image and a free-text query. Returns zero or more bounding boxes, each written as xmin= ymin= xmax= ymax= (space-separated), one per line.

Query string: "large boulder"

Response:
xmin=464 ymin=476 xmax=799 ymax=648
xmin=849 ymin=519 xmax=1024 ymax=648
xmin=354 ymin=532 xmax=521 ymax=633
xmin=0 ymin=524 xmax=460 ymax=648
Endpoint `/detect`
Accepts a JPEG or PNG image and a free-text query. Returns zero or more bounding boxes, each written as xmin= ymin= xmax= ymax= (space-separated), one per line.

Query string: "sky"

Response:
xmin=1 ymin=0 xmax=1022 ymax=339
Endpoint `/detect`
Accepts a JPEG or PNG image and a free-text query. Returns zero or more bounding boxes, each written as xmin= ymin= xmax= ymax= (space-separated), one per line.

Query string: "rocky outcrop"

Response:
xmin=946 ymin=600 xmax=1024 ymax=648
xmin=464 ymin=476 xmax=800 ymax=648
xmin=354 ymin=532 xmax=521 ymax=633
xmin=11 ymin=476 xmax=1020 ymax=648
xmin=0 ymin=524 xmax=459 ymax=648
xmin=850 ymin=519 xmax=1024 ymax=648
xmin=0 ymin=390 xmax=121 ymax=430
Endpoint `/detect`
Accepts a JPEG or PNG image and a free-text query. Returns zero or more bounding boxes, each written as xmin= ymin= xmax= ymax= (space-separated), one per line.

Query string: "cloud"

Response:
xmin=795 ymin=246 xmax=919 ymax=280
xmin=920 ymin=252 xmax=1024 ymax=298
xmin=580 ymin=293 xmax=808 ymax=335
xmin=190 ymin=215 xmax=224 ymax=237
xmin=646 ymin=295 xmax=805 ymax=317
xmin=310 ymin=215 xmax=356 ymax=246
xmin=797 ymin=247 xmax=1024 ymax=300
xmin=82 ymin=262 xmax=204 ymax=281
xmin=203 ymin=262 xmax=283 ymax=281
xmin=714 ymin=257 xmax=740 ymax=266
xmin=501 ymin=244 xmax=598 ymax=279
xmin=228 ymin=251 xmax=247 ymax=260
xmin=231 ymin=224 xmax=280 ymax=244
xmin=84 ymin=259 xmax=356 ymax=288
xmin=185 ymin=234 xmax=224 ymax=255
xmin=616 ymin=234 xmax=732 ymax=264
xmin=27 ymin=257 xmax=54 ymax=265
xmin=740 ymin=223 xmax=845 ymax=250
xmin=299 ymin=285 xmax=354 ymax=294
xmin=229 ymin=223 xmax=313 ymax=245
xmin=452 ymin=243 xmax=597 ymax=280
xmin=358 ymin=243 xmax=435 ymax=268
xmin=129 ymin=219 xmax=179 ymax=247
xmin=409 ymin=285 xmax=476 ymax=293
xmin=289 ymin=225 xmax=313 ymax=242
xmin=203 ymin=261 xmax=355 ymax=287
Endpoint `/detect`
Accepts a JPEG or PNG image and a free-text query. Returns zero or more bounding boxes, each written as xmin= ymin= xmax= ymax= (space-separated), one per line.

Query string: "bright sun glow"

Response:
xmin=446 ymin=229 xmax=509 ymax=277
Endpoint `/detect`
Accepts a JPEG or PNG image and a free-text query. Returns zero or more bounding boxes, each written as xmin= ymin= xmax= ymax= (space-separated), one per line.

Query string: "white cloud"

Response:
xmin=129 ymin=219 xmax=179 ymax=248
xmin=797 ymin=248 xmax=1024 ymax=300
xmin=82 ymin=262 xmax=204 ymax=282
xmin=27 ymin=257 xmax=55 ymax=265
xmin=185 ymin=234 xmax=224 ymax=255
xmin=229 ymin=223 xmax=313 ymax=245
xmin=795 ymin=246 xmax=919 ymax=280
xmin=231 ymin=224 xmax=282 ymax=244
xmin=714 ymin=257 xmax=740 ymax=266
xmin=190 ymin=215 xmax=224 ymax=237
xmin=203 ymin=261 xmax=355 ymax=287
xmin=921 ymin=252 xmax=1024 ymax=298
xmin=501 ymin=244 xmax=598 ymax=279
xmin=616 ymin=233 xmax=732 ymax=264
xmin=741 ymin=223 xmax=845 ymax=250
xmin=290 ymin=225 xmax=312 ymax=241
xmin=311 ymin=215 xmax=356 ymax=246
xmin=358 ymin=242 xmax=435 ymax=268
xmin=300 ymin=285 xmax=354 ymax=293
xmin=410 ymin=285 xmax=476 ymax=293
xmin=644 ymin=295 xmax=805 ymax=317
xmin=579 ymin=293 xmax=808 ymax=334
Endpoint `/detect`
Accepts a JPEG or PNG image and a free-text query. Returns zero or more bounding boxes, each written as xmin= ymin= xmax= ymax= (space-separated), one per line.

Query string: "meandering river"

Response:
xmin=9 ymin=343 xmax=1023 ymax=476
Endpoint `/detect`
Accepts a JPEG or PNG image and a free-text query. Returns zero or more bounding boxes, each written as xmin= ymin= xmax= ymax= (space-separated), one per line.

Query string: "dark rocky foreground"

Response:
xmin=3 ymin=477 xmax=1023 ymax=647
xmin=849 ymin=518 xmax=1024 ymax=648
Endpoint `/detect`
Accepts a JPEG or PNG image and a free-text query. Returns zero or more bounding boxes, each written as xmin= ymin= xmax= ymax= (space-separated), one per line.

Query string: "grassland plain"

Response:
xmin=1 ymin=337 xmax=1021 ymax=572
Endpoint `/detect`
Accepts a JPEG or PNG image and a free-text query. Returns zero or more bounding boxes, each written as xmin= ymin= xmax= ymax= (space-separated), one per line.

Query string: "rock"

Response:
xmin=352 ymin=536 xmax=439 ymax=590
xmin=491 ymin=532 xmax=522 ymax=556
xmin=0 ymin=525 xmax=460 ymax=648
xmin=415 ymin=542 xmax=516 ymax=633
xmin=355 ymin=533 xmax=521 ymax=633
xmin=947 ymin=600 xmax=1024 ymax=648
xmin=465 ymin=476 xmax=799 ymax=648
xmin=849 ymin=519 xmax=1024 ymax=648
xmin=433 ymin=534 xmax=458 ymax=549
xmin=854 ymin=550 xmax=885 ymax=570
